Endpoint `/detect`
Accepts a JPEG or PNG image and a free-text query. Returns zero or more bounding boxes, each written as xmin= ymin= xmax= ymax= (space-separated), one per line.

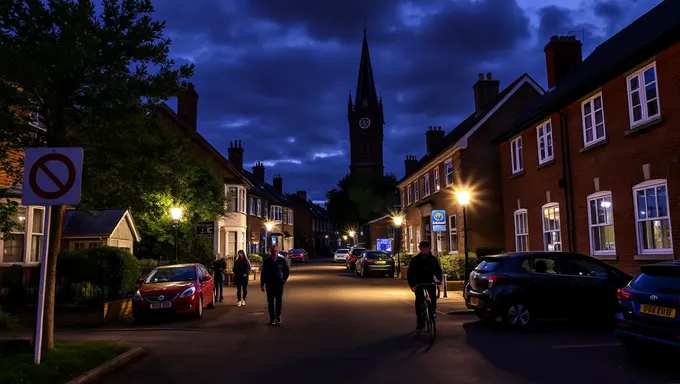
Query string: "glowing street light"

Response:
xmin=169 ymin=207 xmax=184 ymax=263
xmin=348 ymin=230 xmax=355 ymax=238
xmin=392 ymin=215 xmax=403 ymax=227
xmin=455 ymin=191 xmax=471 ymax=206
xmin=265 ymin=222 xmax=274 ymax=232
xmin=455 ymin=190 xmax=472 ymax=286
xmin=392 ymin=215 xmax=404 ymax=278
xmin=342 ymin=235 xmax=348 ymax=240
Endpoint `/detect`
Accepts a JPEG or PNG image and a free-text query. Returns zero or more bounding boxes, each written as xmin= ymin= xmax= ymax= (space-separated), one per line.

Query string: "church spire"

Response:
xmin=354 ymin=25 xmax=378 ymax=107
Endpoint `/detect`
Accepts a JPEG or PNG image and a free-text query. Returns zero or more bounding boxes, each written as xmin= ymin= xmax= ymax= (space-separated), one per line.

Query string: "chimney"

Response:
xmin=425 ymin=126 xmax=445 ymax=154
xmin=296 ymin=190 xmax=307 ymax=201
xmin=228 ymin=140 xmax=244 ymax=170
xmin=178 ymin=82 xmax=199 ymax=129
xmin=273 ymin=174 xmax=283 ymax=194
xmin=472 ymin=72 xmax=500 ymax=111
xmin=404 ymin=155 xmax=419 ymax=176
xmin=544 ymin=35 xmax=582 ymax=89
xmin=252 ymin=161 xmax=265 ymax=182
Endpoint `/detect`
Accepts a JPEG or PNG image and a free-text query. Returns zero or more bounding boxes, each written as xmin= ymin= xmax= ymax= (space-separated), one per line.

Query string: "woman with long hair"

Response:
xmin=233 ymin=250 xmax=252 ymax=306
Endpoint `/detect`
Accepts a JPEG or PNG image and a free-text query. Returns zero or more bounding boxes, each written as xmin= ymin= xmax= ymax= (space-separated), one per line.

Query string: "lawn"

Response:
xmin=0 ymin=339 xmax=131 ymax=384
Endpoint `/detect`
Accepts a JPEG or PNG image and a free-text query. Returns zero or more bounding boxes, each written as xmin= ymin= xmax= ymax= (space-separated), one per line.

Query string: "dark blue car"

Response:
xmin=614 ymin=261 xmax=680 ymax=353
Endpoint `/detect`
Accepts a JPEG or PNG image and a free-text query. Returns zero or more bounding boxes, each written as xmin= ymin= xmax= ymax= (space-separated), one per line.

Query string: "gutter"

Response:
xmin=558 ymin=111 xmax=576 ymax=252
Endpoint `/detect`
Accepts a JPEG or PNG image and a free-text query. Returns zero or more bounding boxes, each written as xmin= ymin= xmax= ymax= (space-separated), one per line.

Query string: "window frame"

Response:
xmin=448 ymin=215 xmax=458 ymax=254
xmin=401 ymin=189 xmax=406 ymax=207
xmin=581 ymin=93 xmax=606 ymax=147
xmin=257 ymin=199 xmax=262 ymax=217
xmin=444 ymin=159 xmax=453 ymax=187
xmin=408 ymin=226 xmax=413 ymax=254
xmin=434 ymin=167 xmax=440 ymax=192
xmin=407 ymin=184 xmax=412 ymax=205
xmin=586 ymin=191 xmax=616 ymax=257
xmin=536 ymin=120 xmax=554 ymax=164
xmin=513 ymin=209 xmax=529 ymax=252
xmin=414 ymin=179 xmax=420 ymax=202
xmin=541 ymin=203 xmax=562 ymax=252
xmin=30 ymin=207 xmax=45 ymax=263
xmin=249 ymin=196 xmax=255 ymax=215
xmin=510 ymin=136 xmax=523 ymax=174
xmin=423 ymin=174 xmax=431 ymax=197
xmin=626 ymin=62 xmax=661 ymax=128
xmin=633 ymin=179 xmax=673 ymax=256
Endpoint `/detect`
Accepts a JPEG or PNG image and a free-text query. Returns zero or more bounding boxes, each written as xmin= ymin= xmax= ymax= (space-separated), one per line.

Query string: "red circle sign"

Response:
xmin=28 ymin=153 xmax=77 ymax=200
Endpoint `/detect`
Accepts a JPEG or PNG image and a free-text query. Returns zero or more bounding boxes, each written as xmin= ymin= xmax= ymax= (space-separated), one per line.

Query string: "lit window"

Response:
xmin=434 ymin=167 xmax=440 ymax=192
xmin=444 ymin=160 xmax=453 ymax=186
xmin=541 ymin=203 xmax=561 ymax=251
xmin=587 ymin=192 xmax=616 ymax=256
xmin=633 ymin=180 xmax=672 ymax=255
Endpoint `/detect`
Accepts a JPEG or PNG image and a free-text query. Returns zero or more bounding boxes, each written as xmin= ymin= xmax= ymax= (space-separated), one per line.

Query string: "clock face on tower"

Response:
xmin=359 ymin=117 xmax=371 ymax=129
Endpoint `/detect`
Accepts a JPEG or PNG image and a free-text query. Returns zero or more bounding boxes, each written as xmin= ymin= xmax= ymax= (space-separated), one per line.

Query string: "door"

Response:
xmin=518 ymin=255 xmax=569 ymax=319
xmin=557 ymin=254 xmax=616 ymax=319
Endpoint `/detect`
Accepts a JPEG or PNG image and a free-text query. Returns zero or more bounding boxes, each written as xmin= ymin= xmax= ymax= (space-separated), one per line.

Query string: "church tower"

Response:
xmin=348 ymin=26 xmax=384 ymax=177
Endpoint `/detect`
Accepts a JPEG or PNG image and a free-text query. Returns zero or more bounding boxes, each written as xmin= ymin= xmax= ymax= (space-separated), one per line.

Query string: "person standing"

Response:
xmin=233 ymin=250 xmax=251 ymax=306
xmin=407 ymin=240 xmax=443 ymax=330
xmin=212 ymin=256 xmax=227 ymax=302
xmin=260 ymin=244 xmax=290 ymax=325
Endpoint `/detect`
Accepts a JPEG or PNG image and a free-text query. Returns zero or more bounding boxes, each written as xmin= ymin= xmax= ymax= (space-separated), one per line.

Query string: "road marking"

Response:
xmin=551 ymin=343 xmax=621 ymax=349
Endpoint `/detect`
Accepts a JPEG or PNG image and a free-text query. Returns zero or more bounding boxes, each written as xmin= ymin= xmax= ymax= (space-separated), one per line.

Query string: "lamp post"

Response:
xmin=170 ymin=207 xmax=183 ymax=263
xmin=265 ymin=222 xmax=274 ymax=251
xmin=348 ymin=230 xmax=355 ymax=246
xmin=455 ymin=191 xmax=471 ymax=286
xmin=342 ymin=234 xmax=348 ymax=246
xmin=392 ymin=215 xmax=403 ymax=278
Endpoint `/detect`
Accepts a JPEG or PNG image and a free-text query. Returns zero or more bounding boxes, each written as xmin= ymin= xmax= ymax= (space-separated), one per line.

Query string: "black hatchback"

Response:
xmin=463 ymin=252 xmax=632 ymax=329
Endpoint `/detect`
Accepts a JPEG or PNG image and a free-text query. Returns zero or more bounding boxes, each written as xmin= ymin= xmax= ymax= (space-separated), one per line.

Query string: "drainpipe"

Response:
xmin=558 ymin=111 xmax=576 ymax=252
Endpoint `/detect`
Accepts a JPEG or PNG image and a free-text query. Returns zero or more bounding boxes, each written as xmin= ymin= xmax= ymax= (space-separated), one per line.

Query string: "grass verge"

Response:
xmin=0 ymin=340 xmax=131 ymax=384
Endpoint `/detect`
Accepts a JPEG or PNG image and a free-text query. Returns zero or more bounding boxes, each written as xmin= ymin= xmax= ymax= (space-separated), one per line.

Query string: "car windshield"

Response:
xmin=336 ymin=249 xmax=349 ymax=254
xmin=145 ymin=266 xmax=196 ymax=283
xmin=291 ymin=249 xmax=305 ymax=253
xmin=365 ymin=252 xmax=388 ymax=258
xmin=351 ymin=248 xmax=366 ymax=256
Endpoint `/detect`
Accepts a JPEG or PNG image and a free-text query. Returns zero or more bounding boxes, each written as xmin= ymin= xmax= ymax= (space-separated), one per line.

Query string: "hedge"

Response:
xmin=248 ymin=254 xmax=263 ymax=265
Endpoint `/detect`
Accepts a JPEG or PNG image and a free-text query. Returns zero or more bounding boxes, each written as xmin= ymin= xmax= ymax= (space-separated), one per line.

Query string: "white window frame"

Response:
xmin=288 ymin=210 xmax=294 ymax=224
xmin=541 ymin=203 xmax=562 ymax=252
xmin=423 ymin=174 xmax=431 ymax=197
xmin=227 ymin=186 xmax=246 ymax=214
xmin=238 ymin=188 xmax=246 ymax=213
xmin=581 ymin=93 xmax=606 ymax=146
xmin=587 ymin=191 xmax=616 ymax=257
xmin=627 ymin=62 xmax=661 ymax=128
xmin=414 ymin=179 xmax=420 ymax=202
xmin=264 ymin=202 xmax=269 ymax=219
xmin=249 ymin=196 xmax=255 ymax=215
xmin=444 ymin=159 xmax=453 ymax=187
xmin=510 ymin=136 xmax=523 ymax=174
xmin=536 ymin=120 xmax=553 ymax=164
xmin=513 ymin=209 xmax=529 ymax=252
xmin=434 ymin=167 xmax=440 ymax=192
xmin=407 ymin=184 xmax=412 ymax=205
xmin=30 ymin=207 xmax=45 ymax=263
xmin=633 ymin=179 xmax=673 ymax=255
xmin=257 ymin=199 xmax=262 ymax=217
xmin=408 ymin=226 xmax=413 ymax=254
xmin=448 ymin=215 xmax=458 ymax=254
xmin=270 ymin=205 xmax=283 ymax=222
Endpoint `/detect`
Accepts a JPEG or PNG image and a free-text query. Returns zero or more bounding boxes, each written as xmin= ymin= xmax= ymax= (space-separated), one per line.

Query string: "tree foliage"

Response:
xmin=326 ymin=173 xmax=398 ymax=232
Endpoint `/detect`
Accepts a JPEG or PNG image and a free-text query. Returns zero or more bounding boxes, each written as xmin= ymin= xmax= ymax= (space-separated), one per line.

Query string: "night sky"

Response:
xmin=154 ymin=0 xmax=662 ymax=204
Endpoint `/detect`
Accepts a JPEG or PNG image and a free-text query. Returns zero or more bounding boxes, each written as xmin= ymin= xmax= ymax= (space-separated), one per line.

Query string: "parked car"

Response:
xmin=355 ymin=250 xmax=395 ymax=278
xmin=615 ymin=261 xmax=680 ymax=353
xmin=346 ymin=247 xmax=366 ymax=271
xmin=333 ymin=248 xmax=349 ymax=263
xmin=463 ymin=251 xmax=632 ymax=329
xmin=288 ymin=249 xmax=309 ymax=263
xmin=132 ymin=263 xmax=215 ymax=323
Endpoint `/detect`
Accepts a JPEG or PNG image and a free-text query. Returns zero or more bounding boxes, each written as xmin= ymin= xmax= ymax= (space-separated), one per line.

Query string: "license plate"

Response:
xmin=150 ymin=302 xmax=172 ymax=309
xmin=470 ymin=297 xmax=479 ymax=306
xmin=376 ymin=260 xmax=386 ymax=264
xmin=640 ymin=304 xmax=676 ymax=318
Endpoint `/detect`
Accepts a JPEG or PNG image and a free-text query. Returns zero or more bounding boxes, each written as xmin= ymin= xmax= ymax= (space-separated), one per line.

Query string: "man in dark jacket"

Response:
xmin=212 ymin=257 xmax=227 ymax=302
xmin=407 ymin=240 xmax=443 ymax=330
xmin=260 ymin=244 xmax=290 ymax=325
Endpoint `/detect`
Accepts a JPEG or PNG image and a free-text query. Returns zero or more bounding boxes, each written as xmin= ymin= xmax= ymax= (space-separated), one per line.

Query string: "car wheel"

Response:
xmin=475 ymin=309 xmax=495 ymax=322
xmin=195 ymin=295 xmax=204 ymax=319
xmin=207 ymin=288 xmax=215 ymax=309
xmin=502 ymin=303 xmax=532 ymax=329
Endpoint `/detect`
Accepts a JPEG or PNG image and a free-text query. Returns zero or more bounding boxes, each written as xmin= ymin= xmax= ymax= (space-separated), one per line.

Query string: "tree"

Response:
xmin=0 ymin=0 xmax=193 ymax=350
xmin=326 ymin=173 xmax=398 ymax=232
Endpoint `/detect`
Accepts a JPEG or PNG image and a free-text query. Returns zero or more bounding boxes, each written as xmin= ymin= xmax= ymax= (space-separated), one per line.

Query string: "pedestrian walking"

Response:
xmin=233 ymin=250 xmax=251 ymax=306
xmin=212 ymin=256 xmax=227 ymax=302
xmin=260 ymin=244 xmax=290 ymax=325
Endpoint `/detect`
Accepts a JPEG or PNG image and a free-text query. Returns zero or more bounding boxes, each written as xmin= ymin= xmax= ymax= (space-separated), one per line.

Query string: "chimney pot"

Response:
xmin=227 ymin=139 xmax=244 ymax=170
xmin=544 ymin=35 xmax=583 ymax=89
xmin=486 ymin=72 xmax=492 ymax=80
xmin=473 ymin=72 xmax=500 ymax=112
xmin=478 ymin=73 xmax=484 ymax=80
xmin=425 ymin=125 xmax=446 ymax=154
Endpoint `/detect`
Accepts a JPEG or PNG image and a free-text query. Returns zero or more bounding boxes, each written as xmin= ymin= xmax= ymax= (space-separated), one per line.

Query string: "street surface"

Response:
xmin=56 ymin=258 xmax=678 ymax=384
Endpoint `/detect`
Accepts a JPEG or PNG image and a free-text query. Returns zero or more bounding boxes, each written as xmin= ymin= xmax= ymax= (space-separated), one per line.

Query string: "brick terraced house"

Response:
xmin=396 ymin=73 xmax=544 ymax=255
xmin=497 ymin=0 xmax=680 ymax=273
xmin=287 ymin=190 xmax=335 ymax=256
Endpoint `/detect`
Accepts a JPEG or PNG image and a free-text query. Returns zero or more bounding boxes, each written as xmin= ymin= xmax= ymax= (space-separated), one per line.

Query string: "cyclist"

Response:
xmin=408 ymin=240 xmax=443 ymax=330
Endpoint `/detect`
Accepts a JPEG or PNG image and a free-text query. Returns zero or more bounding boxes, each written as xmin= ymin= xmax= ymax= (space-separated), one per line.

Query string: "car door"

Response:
xmin=518 ymin=255 xmax=568 ymax=319
xmin=557 ymin=254 xmax=615 ymax=319
xmin=197 ymin=266 xmax=212 ymax=299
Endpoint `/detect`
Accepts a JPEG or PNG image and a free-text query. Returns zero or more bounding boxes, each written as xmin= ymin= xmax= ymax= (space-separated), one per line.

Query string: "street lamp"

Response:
xmin=170 ymin=207 xmax=183 ymax=263
xmin=342 ymin=234 xmax=348 ymax=245
xmin=348 ymin=230 xmax=355 ymax=246
xmin=392 ymin=215 xmax=404 ymax=278
xmin=265 ymin=221 xmax=274 ymax=251
xmin=455 ymin=191 xmax=471 ymax=286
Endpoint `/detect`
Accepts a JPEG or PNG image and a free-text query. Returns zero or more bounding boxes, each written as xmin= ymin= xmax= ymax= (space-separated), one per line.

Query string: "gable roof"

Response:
xmin=497 ymin=0 xmax=680 ymax=142
xmin=62 ymin=209 xmax=141 ymax=241
xmin=399 ymin=73 xmax=544 ymax=184
xmin=230 ymin=164 xmax=291 ymax=207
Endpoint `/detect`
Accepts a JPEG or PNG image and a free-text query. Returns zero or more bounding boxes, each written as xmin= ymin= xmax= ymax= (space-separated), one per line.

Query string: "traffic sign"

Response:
xmin=431 ymin=209 xmax=447 ymax=232
xmin=22 ymin=147 xmax=83 ymax=206
xmin=196 ymin=222 xmax=215 ymax=237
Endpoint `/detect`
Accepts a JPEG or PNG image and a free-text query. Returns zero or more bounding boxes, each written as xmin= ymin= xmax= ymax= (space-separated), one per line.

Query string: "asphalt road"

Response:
xmin=58 ymin=258 xmax=679 ymax=384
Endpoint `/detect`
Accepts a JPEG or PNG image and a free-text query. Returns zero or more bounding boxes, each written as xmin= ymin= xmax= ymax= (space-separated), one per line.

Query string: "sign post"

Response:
xmin=22 ymin=147 xmax=83 ymax=364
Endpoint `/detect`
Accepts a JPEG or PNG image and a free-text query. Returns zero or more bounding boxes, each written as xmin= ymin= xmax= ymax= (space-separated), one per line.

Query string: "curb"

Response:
xmin=66 ymin=346 xmax=146 ymax=384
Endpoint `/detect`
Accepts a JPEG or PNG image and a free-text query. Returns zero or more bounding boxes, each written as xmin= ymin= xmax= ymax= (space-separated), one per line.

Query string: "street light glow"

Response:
xmin=455 ymin=191 xmax=471 ymax=206
xmin=348 ymin=230 xmax=355 ymax=238
xmin=170 ymin=207 xmax=183 ymax=221
xmin=342 ymin=235 xmax=348 ymax=240
xmin=393 ymin=215 xmax=403 ymax=226
xmin=265 ymin=222 xmax=274 ymax=231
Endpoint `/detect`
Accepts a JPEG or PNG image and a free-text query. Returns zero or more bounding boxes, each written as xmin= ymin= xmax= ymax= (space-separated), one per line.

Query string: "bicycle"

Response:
xmin=414 ymin=281 xmax=440 ymax=342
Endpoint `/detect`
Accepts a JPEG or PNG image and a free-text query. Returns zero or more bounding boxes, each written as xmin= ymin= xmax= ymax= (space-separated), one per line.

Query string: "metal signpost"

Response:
xmin=431 ymin=210 xmax=447 ymax=296
xmin=22 ymin=147 xmax=84 ymax=365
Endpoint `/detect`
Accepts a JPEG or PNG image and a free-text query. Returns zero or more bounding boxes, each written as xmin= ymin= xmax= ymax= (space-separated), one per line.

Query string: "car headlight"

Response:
xmin=180 ymin=286 xmax=196 ymax=298
xmin=133 ymin=290 xmax=143 ymax=301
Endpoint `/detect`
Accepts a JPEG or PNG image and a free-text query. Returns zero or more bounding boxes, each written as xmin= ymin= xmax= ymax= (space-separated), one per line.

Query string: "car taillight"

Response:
xmin=365 ymin=258 xmax=374 ymax=263
xmin=486 ymin=274 xmax=508 ymax=288
xmin=617 ymin=288 xmax=633 ymax=300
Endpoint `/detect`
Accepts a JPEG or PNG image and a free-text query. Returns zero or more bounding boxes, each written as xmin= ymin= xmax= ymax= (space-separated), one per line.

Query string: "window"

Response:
xmin=633 ymin=180 xmax=672 ymax=255
xmin=401 ymin=189 xmax=406 ymax=207
xmin=444 ymin=160 xmax=453 ymax=186
xmin=582 ymin=93 xmax=606 ymax=146
xmin=2 ymin=206 xmax=26 ymax=263
xmin=536 ymin=120 xmax=553 ymax=164
xmin=542 ymin=203 xmax=561 ymax=251
xmin=270 ymin=205 xmax=283 ymax=222
xmin=257 ymin=199 xmax=262 ymax=217
xmin=521 ymin=256 xmax=557 ymax=274
xmin=560 ymin=257 xmax=610 ymax=278
xmin=407 ymin=184 xmax=412 ymax=205
xmin=513 ymin=209 xmax=529 ymax=252
xmin=424 ymin=174 xmax=431 ymax=196
xmin=288 ymin=210 xmax=294 ymax=224
xmin=264 ymin=202 xmax=269 ymax=219
xmin=510 ymin=136 xmax=523 ymax=174
xmin=227 ymin=231 xmax=237 ymax=257
xmin=283 ymin=209 xmax=288 ymax=224
xmin=30 ymin=208 xmax=44 ymax=263
xmin=587 ymin=192 xmax=616 ymax=256
xmin=627 ymin=62 xmax=660 ymax=127
xmin=249 ymin=197 xmax=255 ymax=215
xmin=414 ymin=179 xmax=420 ymax=201
xmin=408 ymin=226 xmax=413 ymax=254
xmin=238 ymin=189 xmax=246 ymax=213
xmin=434 ymin=168 xmax=440 ymax=192
xmin=449 ymin=215 xmax=458 ymax=253
xmin=228 ymin=186 xmax=246 ymax=214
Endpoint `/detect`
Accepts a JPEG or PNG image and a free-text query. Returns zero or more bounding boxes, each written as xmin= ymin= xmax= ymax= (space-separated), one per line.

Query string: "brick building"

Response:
xmin=287 ymin=190 xmax=335 ymax=256
xmin=397 ymin=73 xmax=543 ymax=255
xmin=498 ymin=0 xmax=680 ymax=273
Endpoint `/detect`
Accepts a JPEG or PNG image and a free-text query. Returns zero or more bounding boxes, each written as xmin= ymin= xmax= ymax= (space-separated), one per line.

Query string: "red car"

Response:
xmin=346 ymin=247 xmax=366 ymax=271
xmin=132 ymin=263 xmax=215 ymax=323
xmin=288 ymin=249 xmax=309 ymax=263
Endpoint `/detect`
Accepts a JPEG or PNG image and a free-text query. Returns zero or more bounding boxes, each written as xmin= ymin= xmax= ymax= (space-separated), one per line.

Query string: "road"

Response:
xmin=57 ymin=258 xmax=678 ymax=384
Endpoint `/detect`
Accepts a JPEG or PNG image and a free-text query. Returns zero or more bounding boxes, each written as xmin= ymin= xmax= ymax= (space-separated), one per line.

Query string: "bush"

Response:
xmin=397 ymin=253 xmax=413 ymax=266
xmin=0 ymin=306 xmax=18 ymax=332
xmin=1 ymin=265 xmax=26 ymax=309
xmin=138 ymin=259 xmax=158 ymax=277
xmin=439 ymin=253 xmax=479 ymax=280
xmin=248 ymin=254 xmax=263 ymax=265
xmin=476 ymin=247 xmax=505 ymax=257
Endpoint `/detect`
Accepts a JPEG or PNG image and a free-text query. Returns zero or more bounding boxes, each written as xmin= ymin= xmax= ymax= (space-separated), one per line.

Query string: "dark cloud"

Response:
xmin=151 ymin=0 xmax=663 ymax=201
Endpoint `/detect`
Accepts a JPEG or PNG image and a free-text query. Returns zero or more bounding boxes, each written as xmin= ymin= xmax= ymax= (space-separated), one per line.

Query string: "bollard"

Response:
xmin=443 ymin=274 xmax=448 ymax=298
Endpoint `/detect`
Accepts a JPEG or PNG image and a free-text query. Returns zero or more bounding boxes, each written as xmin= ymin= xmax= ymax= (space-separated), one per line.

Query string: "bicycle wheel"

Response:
xmin=426 ymin=302 xmax=436 ymax=341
